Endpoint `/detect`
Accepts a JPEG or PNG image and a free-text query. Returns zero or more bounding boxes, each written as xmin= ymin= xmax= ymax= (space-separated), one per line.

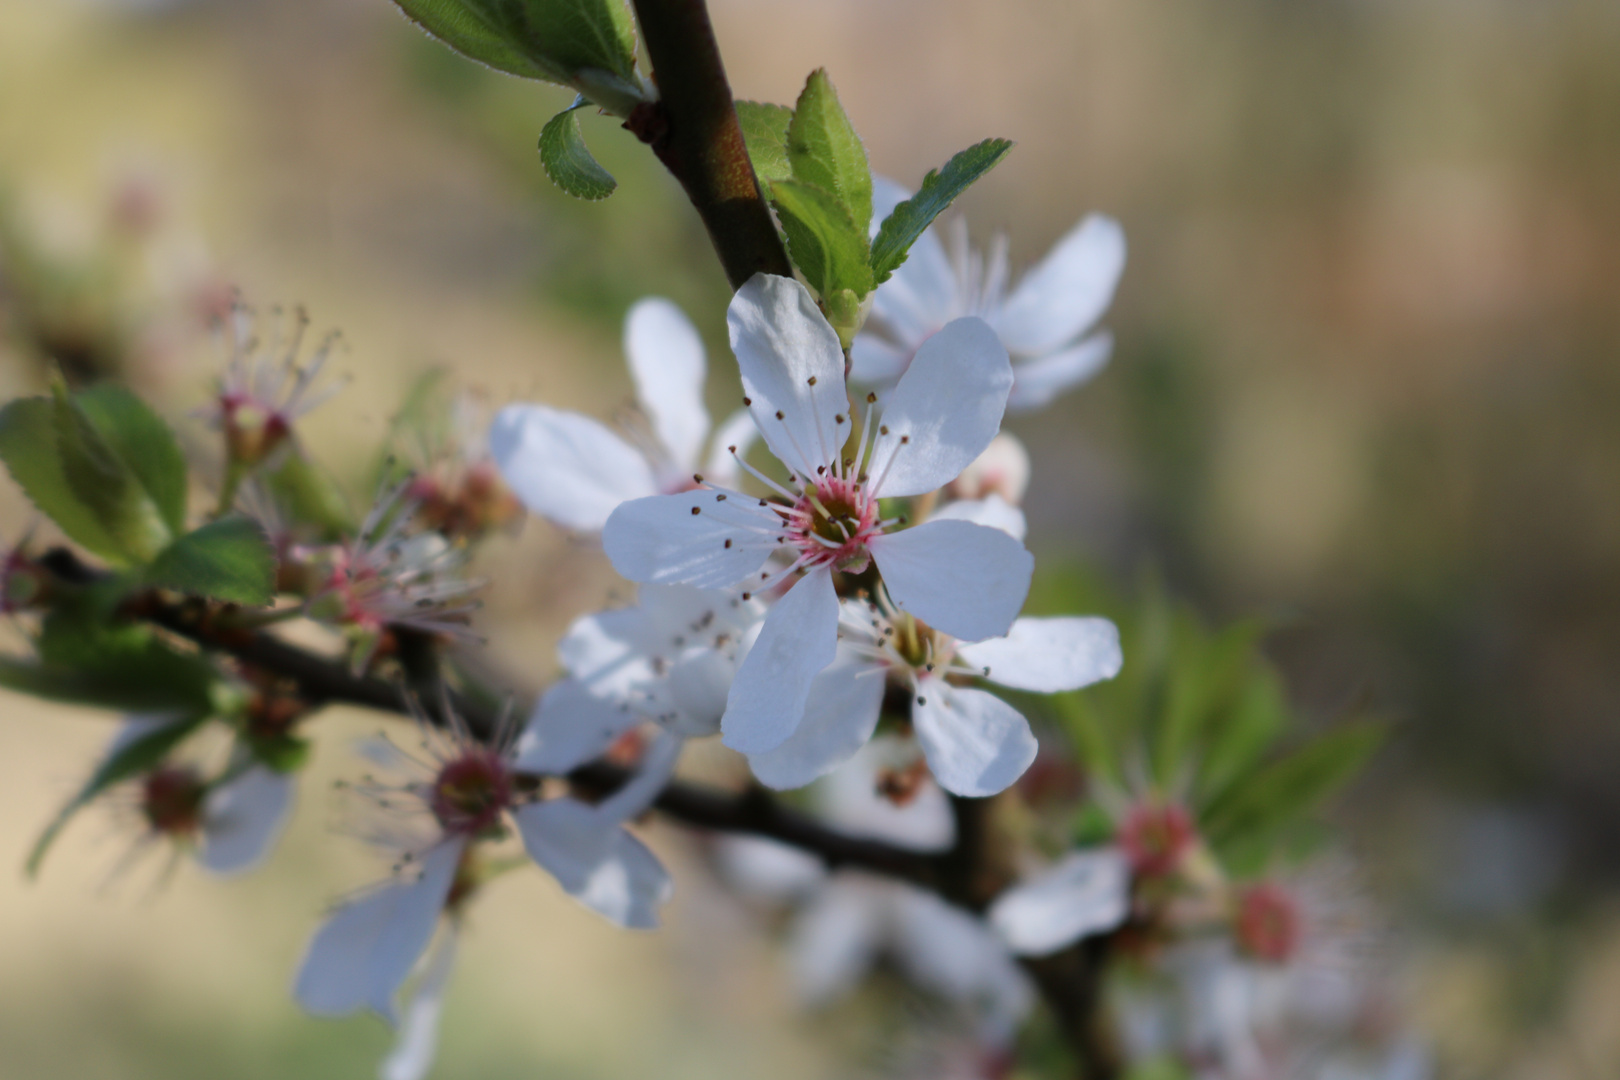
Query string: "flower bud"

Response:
xmin=948 ymin=434 xmax=1030 ymax=505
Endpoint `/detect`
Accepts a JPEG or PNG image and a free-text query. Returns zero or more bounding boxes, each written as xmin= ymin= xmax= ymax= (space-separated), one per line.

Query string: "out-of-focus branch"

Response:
xmin=626 ymin=0 xmax=791 ymax=290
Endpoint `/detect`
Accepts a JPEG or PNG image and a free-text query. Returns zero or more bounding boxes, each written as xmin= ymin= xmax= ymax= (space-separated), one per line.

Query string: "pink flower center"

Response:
xmin=429 ymin=748 xmax=513 ymax=835
xmin=1235 ymin=882 xmax=1301 ymax=963
xmin=1119 ymin=801 xmax=1196 ymax=878
xmin=785 ymin=476 xmax=880 ymax=572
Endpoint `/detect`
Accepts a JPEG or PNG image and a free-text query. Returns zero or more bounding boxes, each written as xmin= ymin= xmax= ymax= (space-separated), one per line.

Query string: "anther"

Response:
xmin=916 ymin=696 xmax=927 ymax=705
xmin=866 ymin=392 xmax=877 ymax=403
xmin=982 ymin=666 xmax=991 ymax=676
xmin=691 ymin=507 xmax=700 ymax=516
xmin=741 ymin=592 xmax=752 ymax=601
xmin=716 ymin=493 xmax=727 ymax=501
xmin=816 ymin=465 xmax=826 ymax=475
xmin=775 ymin=410 xmax=785 ymax=420
xmin=835 ymin=414 xmax=845 ymax=424
xmin=900 ymin=435 xmax=910 ymax=444
xmin=724 ymin=539 xmax=733 ymax=549
xmin=693 ymin=473 xmax=703 ymax=483
xmin=807 ymin=376 xmax=817 ymax=386
xmin=728 ymin=445 xmax=738 ymax=453
xmin=743 ymin=396 xmax=752 ymax=405
xmin=880 ymin=425 xmax=889 ymax=435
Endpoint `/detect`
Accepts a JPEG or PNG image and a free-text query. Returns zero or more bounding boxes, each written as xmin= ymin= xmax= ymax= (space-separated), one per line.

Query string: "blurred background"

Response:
xmin=1 ymin=0 xmax=1617 ymax=1076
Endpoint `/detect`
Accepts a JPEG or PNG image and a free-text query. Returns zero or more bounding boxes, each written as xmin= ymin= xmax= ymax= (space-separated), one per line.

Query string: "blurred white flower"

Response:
xmin=745 ymin=596 xmax=1121 ymax=796
xmin=719 ymin=741 xmax=1033 ymax=1048
xmin=856 ymin=179 xmax=1125 ymax=412
xmin=987 ymin=847 xmax=1131 ymax=956
xmin=602 ymin=274 xmax=1033 ymax=762
xmin=294 ymin=713 xmax=677 ymax=1034
xmin=490 ymin=297 xmax=756 ymax=533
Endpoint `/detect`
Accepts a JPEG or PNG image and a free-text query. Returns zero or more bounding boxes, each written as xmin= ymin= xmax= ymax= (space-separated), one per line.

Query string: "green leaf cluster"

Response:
xmin=736 ymin=75 xmax=1012 ymax=345
xmin=0 ymin=383 xmax=280 ymax=606
xmin=1043 ymin=570 xmax=1385 ymax=876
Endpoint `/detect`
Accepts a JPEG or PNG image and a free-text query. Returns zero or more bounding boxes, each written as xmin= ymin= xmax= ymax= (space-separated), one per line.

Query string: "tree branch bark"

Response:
xmin=627 ymin=0 xmax=792 ymax=290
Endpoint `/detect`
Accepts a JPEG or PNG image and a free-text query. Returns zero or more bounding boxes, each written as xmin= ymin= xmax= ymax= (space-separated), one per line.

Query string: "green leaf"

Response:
xmin=391 ymin=0 xmax=639 ymax=89
xmin=1151 ymin=615 xmax=1266 ymax=788
xmin=735 ymin=100 xmax=793 ymax=191
xmin=264 ymin=452 xmax=354 ymax=541
xmin=51 ymin=383 xmax=174 ymax=564
xmin=145 ymin=515 xmax=277 ymax=606
xmin=32 ymin=591 xmax=221 ymax=715
xmin=785 ymin=71 xmax=872 ymax=236
xmin=73 ymin=384 xmax=189 ymax=536
xmin=1202 ymin=721 xmax=1385 ymax=852
xmin=538 ymin=98 xmax=617 ymax=201
xmin=1196 ymin=667 xmax=1290 ymax=810
xmin=0 ymin=397 xmax=122 ymax=559
xmin=870 ymin=137 xmax=1014 ymax=286
xmin=770 ymin=179 xmax=873 ymax=302
xmin=26 ymin=714 xmax=208 ymax=877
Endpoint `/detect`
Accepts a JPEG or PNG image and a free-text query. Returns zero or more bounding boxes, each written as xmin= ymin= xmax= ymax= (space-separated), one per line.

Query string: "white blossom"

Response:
xmin=294 ymin=712 xmax=677 ymax=1036
xmin=856 ymin=178 xmax=1125 ymax=412
xmin=489 ymin=297 xmax=755 ymax=533
xmin=601 ymin=274 xmax=1033 ymax=761
xmin=987 ymin=847 xmax=1132 ymax=956
xmin=745 ymin=594 xmax=1121 ymax=796
xmin=719 ymin=741 xmax=1032 ymax=1047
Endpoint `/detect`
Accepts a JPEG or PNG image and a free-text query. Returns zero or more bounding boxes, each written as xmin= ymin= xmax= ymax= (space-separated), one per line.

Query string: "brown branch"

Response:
xmin=627 ymin=0 xmax=792 ymax=290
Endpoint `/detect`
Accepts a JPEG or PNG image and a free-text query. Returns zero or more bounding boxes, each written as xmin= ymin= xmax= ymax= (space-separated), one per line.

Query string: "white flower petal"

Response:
xmin=988 ymin=847 xmax=1131 ymax=957
xmin=816 ymin=738 xmax=956 ymax=852
xmin=957 ymin=616 xmax=1122 ymax=693
xmin=950 ymin=433 xmax=1031 ymax=504
xmin=931 ymin=494 xmax=1027 ymax=541
xmin=514 ymin=799 xmax=672 ymax=928
xmin=199 ymin=765 xmax=294 ymax=875
xmin=489 ymin=404 xmax=657 ymax=532
xmin=625 ymin=298 xmax=710 ymax=471
xmin=892 ymin=888 xmax=1035 ymax=1041
xmin=294 ymin=838 xmax=464 ymax=1023
xmin=727 ymin=275 xmax=849 ymax=480
xmin=867 ymin=317 xmax=1013 ymax=499
xmin=715 ymin=835 xmax=827 ymax=901
xmin=849 ymin=334 xmax=910 ymax=385
xmin=745 ymin=650 xmax=885 ymax=790
xmin=703 ymin=407 xmax=761 ymax=488
xmin=378 ymin=927 xmax=457 ymax=1080
xmin=513 ymin=678 xmax=641 ymax=775
xmin=992 ymin=214 xmax=1126 ymax=357
xmin=788 ymin=879 xmax=883 ymax=1004
xmin=1006 ymin=331 xmax=1114 ymax=413
xmin=720 ymin=566 xmax=840 ymax=755
xmin=602 ymin=490 xmax=776 ymax=588
xmin=911 ymin=682 xmax=1037 ymax=797
xmin=665 ymin=649 xmax=734 ymax=737
xmin=868 ymin=519 xmax=1032 ymax=643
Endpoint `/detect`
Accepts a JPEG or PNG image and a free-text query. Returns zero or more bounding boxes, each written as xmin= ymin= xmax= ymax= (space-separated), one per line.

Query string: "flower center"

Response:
xmin=141 ymin=767 xmax=206 ymax=838
xmin=1119 ymin=801 xmax=1196 ymax=878
xmin=429 ymin=749 xmax=512 ymax=836
xmin=1235 ymin=883 xmax=1301 ymax=963
xmin=788 ymin=478 xmax=878 ymax=572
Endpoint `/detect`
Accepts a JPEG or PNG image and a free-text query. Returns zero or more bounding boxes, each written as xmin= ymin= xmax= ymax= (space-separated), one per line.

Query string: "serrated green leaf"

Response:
xmin=0 ymin=397 xmax=122 ymax=558
xmin=870 ymin=137 xmax=1014 ymax=285
xmin=392 ymin=0 xmax=639 ymax=89
xmin=785 ymin=71 xmax=871 ymax=236
xmin=1196 ymin=667 xmax=1290 ymax=810
xmin=539 ymin=98 xmax=617 ymax=200
xmin=1202 ymin=722 xmax=1385 ymax=851
xmin=51 ymin=383 xmax=173 ymax=564
xmin=145 ymin=515 xmax=277 ymax=606
xmin=74 ymin=384 xmax=189 ymax=536
xmin=771 ymin=179 xmax=873 ymax=301
xmin=26 ymin=714 xmax=208 ymax=876
xmin=735 ymin=100 xmax=793 ymax=191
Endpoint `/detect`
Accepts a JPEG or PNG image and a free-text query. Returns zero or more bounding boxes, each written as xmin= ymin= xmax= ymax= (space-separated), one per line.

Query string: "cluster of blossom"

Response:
xmin=12 ymin=178 xmax=1417 ymax=1080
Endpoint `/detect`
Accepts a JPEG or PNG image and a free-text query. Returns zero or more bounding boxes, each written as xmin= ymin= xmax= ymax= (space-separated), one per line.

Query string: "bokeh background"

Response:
xmin=1 ymin=0 xmax=1618 ymax=1076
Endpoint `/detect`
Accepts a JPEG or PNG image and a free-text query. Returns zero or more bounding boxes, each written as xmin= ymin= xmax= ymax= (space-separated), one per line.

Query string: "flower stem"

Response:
xmin=627 ymin=0 xmax=792 ymax=291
